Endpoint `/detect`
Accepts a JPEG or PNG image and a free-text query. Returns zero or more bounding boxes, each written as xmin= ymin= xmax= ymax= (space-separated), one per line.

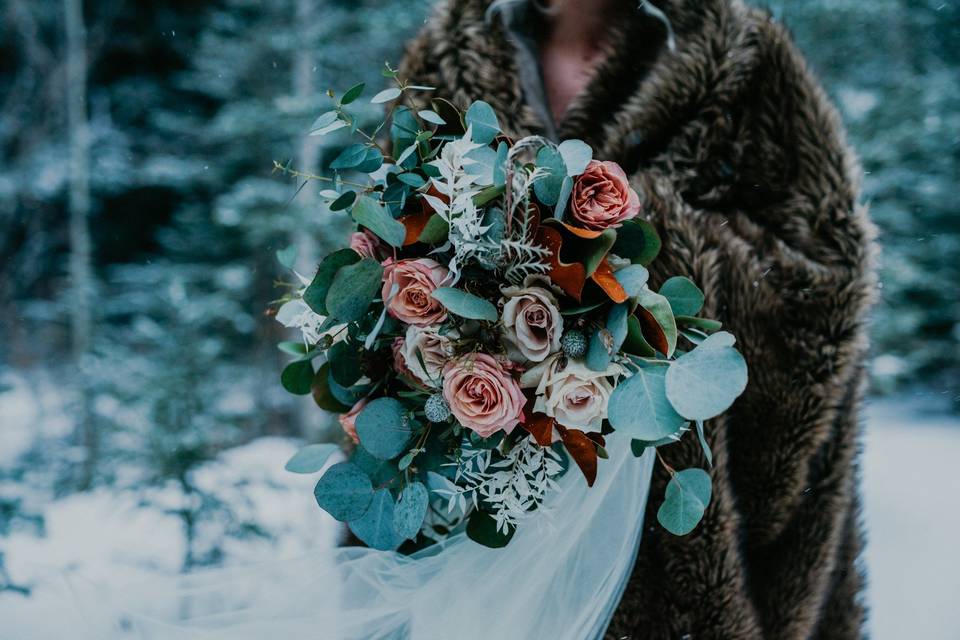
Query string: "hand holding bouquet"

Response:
xmin=274 ymin=66 xmax=747 ymax=550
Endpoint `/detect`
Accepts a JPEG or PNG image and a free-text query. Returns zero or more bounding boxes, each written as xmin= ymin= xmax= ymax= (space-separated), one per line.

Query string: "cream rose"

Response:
xmin=522 ymin=356 xmax=621 ymax=432
xmin=500 ymin=277 xmax=564 ymax=363
xmin=569 ymin=160 xmax=641 ymax=231
xmin=442 ymin=353 xmax=525 ymax=438
xmin=337 ymin=397 xmax=368 ymax=444
xmin=381 ymin=258 xmax=449 ymax=326
xmin=400 ymin=324 xmax=456 ymax=388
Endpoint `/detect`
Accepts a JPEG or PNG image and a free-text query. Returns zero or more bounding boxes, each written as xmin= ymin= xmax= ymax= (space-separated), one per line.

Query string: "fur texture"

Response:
xmin=396 ymin=1 xmax=878 ymax=637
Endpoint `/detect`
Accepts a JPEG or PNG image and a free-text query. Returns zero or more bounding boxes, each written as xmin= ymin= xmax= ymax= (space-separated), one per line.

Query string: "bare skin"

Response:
xmin=539 ymin=0 xmax=627 ymax=124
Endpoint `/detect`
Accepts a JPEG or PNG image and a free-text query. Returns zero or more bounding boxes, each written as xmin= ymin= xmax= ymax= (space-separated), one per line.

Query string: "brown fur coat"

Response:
xmin=396 ymin=0 xmax=877 ymax=637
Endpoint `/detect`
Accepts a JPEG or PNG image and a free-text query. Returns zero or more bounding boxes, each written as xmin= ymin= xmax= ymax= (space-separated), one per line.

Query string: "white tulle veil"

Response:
xmin=63 ymin=436 xmax=653 ymax=640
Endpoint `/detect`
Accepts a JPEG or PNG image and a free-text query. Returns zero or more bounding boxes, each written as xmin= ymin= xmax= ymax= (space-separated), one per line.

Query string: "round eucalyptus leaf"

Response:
xmin=281 ymin=359 xmax=315 ymax=396
xmin=659 ymin=276 xmax=705 ymax=317
xmin=351 ymin=195 xmax=407 ymax=248
xmin=355 ymin=397 xmax=413 ymax=460
xmin=533 ymin=146 xmax=567 ymax=206
xmin=311 ymin=363 xmax=352 ymax=412
xmin=466 ymin=510 xmax=515 ymax=549
xmin=348 ymin=489 xmax=404 ymax=551
xmin=329 ymin=143 xmax=369 ymax=170
xmin=613 ymin=265 xmax=649 ymax=298
xmin=612 ymin=218 xmax=661 ymax=266
xmin=608 ymin=365 xmax=686 ymax=440
xmin=313 ymin=462 xmax=373 ymax=522
xmin=285 ymin=443 xmax=338 ymax=474
xmin=657 ymin=468 xmax=712 ymax=536
xmin=464 ymin=100 xmax=501 ymax=144
xmin=303 ymin=249 xmax=361 ymax=314
xmin=557 ymin=139 xmax=593 ymax=176
xmin=327 ymin=340 xmax=362 ymax=387
xmin=326 ymin=258 xmax=384 ymax=323
xmin=665 ymin=343 xmax=748 ymax=421
xmin=430 ymin=287 xmax=498 ymax=322
xmin=699 ymin=331 xmax=736 ymax=350
xmin=394 ymin=482 xmax=429 ymax=540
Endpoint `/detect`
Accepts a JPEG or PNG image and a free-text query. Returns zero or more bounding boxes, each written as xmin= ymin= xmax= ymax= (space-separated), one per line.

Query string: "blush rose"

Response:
xmin=521 ymin=356 xmax=621 ymax=432
xmin=569 ymin=160 xmax=641 ymax=231
xmin=501 ymin=277 xmax=563 ymax=363
xmin=442 ymin=353 xmax=525 ymax=438
xmin=349 ymin=229 xmax=386 ymax=260
xmin=381 ymin=258 xmax=449 ymax=326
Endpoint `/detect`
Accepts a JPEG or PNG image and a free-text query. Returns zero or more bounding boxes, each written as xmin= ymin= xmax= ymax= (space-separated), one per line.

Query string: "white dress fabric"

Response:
xmin=71 ymin=437 xmax=654 ymax=640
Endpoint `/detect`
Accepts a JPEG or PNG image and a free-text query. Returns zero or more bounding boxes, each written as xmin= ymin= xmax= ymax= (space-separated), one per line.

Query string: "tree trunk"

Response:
xmin=64 ymin=0 xmax=96 ymax=489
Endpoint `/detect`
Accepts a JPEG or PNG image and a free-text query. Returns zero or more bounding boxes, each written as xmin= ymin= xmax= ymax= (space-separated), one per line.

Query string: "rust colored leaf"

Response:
xmin=560 ymin=427 xmax=599 ymax=487
xmin=522 ymin=413 xmax=556 ymax=447
xmin=590 ymin=258 xmax=629 ymax=303
xmin=636 ymin=305 xmax=669 ymax=354
xmin=535 ymin=226 xmax=587 ymax=301
xmin=399 ymin=210 xmax=432 ymax=246
xmin=584 ymin=432 xmax=606 ymax=448
xmin=559 ymin=221 xmax=606 ymax=239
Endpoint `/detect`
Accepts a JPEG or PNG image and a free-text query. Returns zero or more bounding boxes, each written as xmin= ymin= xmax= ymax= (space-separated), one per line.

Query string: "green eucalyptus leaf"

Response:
xmin=351 ymin=195 xmax=406 ymax=248
xmin=675 ymin=316 xmax=723 ymax=332
xmin=340 ymin=82 xmax=365 ymax=105
xmin=613 ymin=218 xmax=662 ymax=266
xmin=309 ymin=110 xmax=345 ymax=136
xmin=608 ymin=365 xmax=686 ymax=440
xmin=326 ymin=258 xmax=384 ymax=322
xmin=665 ymin=340 xmax=747 ymax=421
xmin=330 ymin=143 xmax=369 ymax=170
xmin=608 ymin=303 xmax=630 ymax=351
xmin=371 ymin=87 xmax=402 ymax=104
xmin=431 ymin=288 xmax=498 ymax=322
xmin=394 ymin=482 xmax=429 ymax=540
xmin=466 ymin=510 xmax=515 ymax=548
xmin=351 ymin=446 xmax=400 ymax=487
xmin=278 ymin=341 xmax=308 ymax=356
xmin=465 ymin=145 xmax=498 ymax=186
xmin=418 ymin=214 xmax=449 ymax=244
xmin=303 ymin=249 xmax=361 ymax=314
xmin=276 ymin=245 xmax=297 ymax=269
xmin=699 ymin=331 xmax=736 ymax=350
xmin=285 ymin=443 xmax=338 ymax=474
xmin=397 ymin=173 xmax=426 ymax=188
xmin=614 ymin=265 xmax=650 ymax=298
xmin=657 ymin=468 xmax=712 ymax=536
xmin=355 ymin=397 xmax=413 ymax=460
xmin=586 ymin=328 xmax=614 ymax=372
xmin=554 ymin=175 xmax=574 ymax=219
xmin=314 ymin=462 xmax=373 ymax=522
xmin=465 ymin=101 xmax=500 ymax=144
xmin=533 ymin=146 xmax=567 ymax=206
xmin=660 ymin=276 xmax=705 ymax=317
xmin=281 ymin=359 xmax=315 ymax=396
xmin=329 ymin=191 xmax=357 ymax=212
xmin=348 ymin=489 xmax=404 ymax=550
xmin=696 ymin=420 xmax=713 ymax=467
xmin=355 ymin=147 xmax=384 ymax=174
xmin=418 ymin=109 xmax=446 ymax=126
xmin=557 ymin=139 xmax=593 ymax=176
xmin=493 ymin=141 xmax=508 ymax=187
xmin=311 ymin=363 xmax=352 ymax=412
xmin=327 ymin=340 xmax=362 ymax=387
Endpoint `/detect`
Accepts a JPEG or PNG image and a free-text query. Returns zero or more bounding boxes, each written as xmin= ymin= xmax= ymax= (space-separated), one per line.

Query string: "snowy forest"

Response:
xmin=1 ymin=0 xmax=958 ymax=638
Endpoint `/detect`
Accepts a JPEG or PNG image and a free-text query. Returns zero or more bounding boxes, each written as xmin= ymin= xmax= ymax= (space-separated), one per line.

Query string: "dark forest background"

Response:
xmin=0 ymin=0 xmax=958 ymax=586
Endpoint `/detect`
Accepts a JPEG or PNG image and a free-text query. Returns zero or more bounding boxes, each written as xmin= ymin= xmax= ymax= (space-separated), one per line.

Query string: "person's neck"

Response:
xmin=543 ymin=0 xmax=624 ymax=53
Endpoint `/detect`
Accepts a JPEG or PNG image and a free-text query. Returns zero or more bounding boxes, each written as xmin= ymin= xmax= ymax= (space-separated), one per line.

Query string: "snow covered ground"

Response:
xmin=0 ymin=395 xmax=958 ymax=639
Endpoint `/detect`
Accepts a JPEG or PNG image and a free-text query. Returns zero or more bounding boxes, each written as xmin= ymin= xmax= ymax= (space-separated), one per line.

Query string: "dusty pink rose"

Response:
xmin=569 ymin=160 xmax=641 ymax=231
xmin=501 ymin=277 xmax=563 ymax=363
xmin=338 ymin=398 xmax=368 ymax=444
xmin=391 ymin=337 xmax=418 ymax=382
xmin=442 ymin=353 xmax=525 ymax=438
xmin=381 ymin=258 xmax=449 ymax=326
xmin=349 ymin=229 xmax=386 ymax=260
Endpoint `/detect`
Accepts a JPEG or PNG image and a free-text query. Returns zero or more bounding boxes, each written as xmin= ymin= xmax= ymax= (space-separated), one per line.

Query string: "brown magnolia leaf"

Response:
xmin=590 ymin=258 xmax=629 ymax=304
xmin=559 ymin=221 xmax=606 ymax=240
xmin=522 ymin=413 xmax=556 ymax=447
xmin=559 ymin=427 xmax=599 ymax=487
xmin=399 ymin=210 xmax=432 ymax=246
xmin=636 ymin=305 xmax=669 ymax=354
xmin=535 ymin=226 xmax=587 ymax=301
xmin=584 ymin=432 xmax=606 ymax=448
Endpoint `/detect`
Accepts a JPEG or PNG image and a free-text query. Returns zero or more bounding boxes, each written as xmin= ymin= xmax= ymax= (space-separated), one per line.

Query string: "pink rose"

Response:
xmin=349 ymin=229 xmax=386 ymax=260
xmin=391 ymin=337 xmax=417 ymax=382
xmin=381 ymin=258 xmax=449 ymax=326
xmin=442 ymin=353 xmax=525 ymax=438
xmin=501 ymin=277 xmax=563 ymax=363
xmin=338 ymin=398 xmax=368 ymax=444
xmin=569 ymin=160 xmax=641 ymax=231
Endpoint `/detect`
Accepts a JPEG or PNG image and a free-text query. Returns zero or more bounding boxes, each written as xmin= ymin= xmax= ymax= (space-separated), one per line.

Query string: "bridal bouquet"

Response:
xmin=273 ymin=65 xmax=747 ymax=550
